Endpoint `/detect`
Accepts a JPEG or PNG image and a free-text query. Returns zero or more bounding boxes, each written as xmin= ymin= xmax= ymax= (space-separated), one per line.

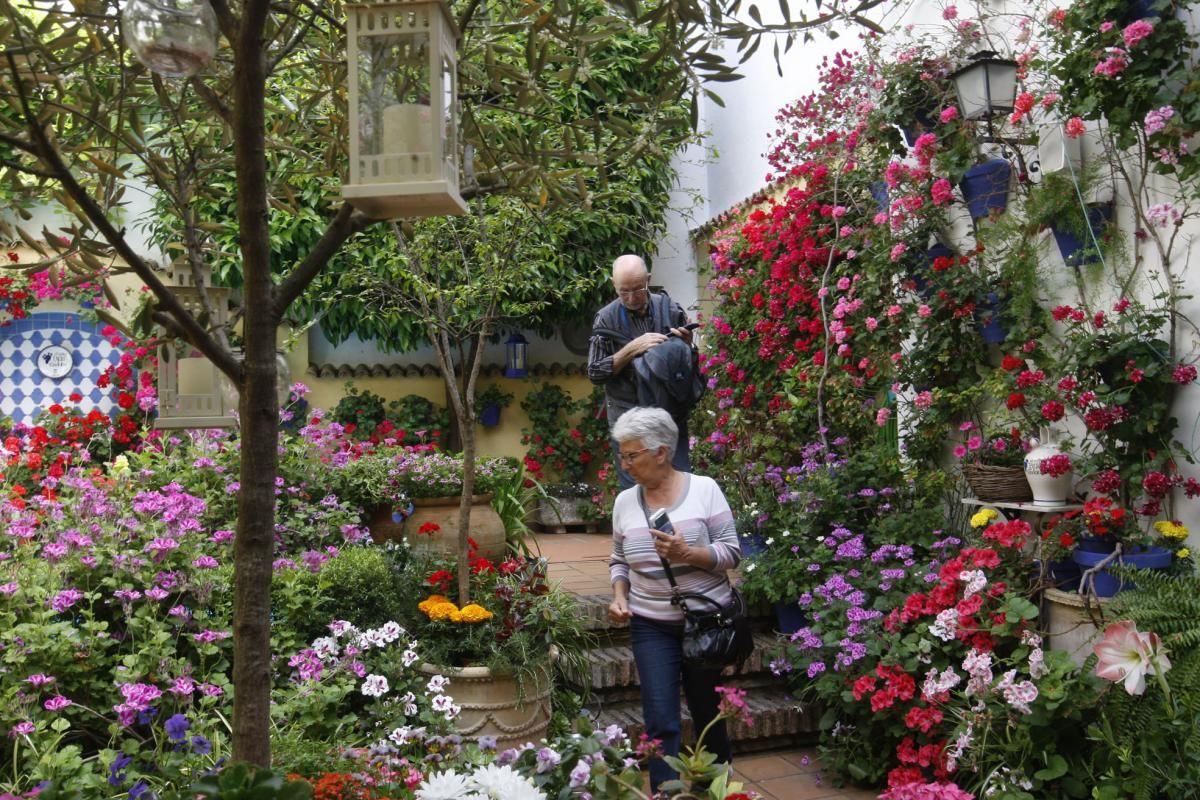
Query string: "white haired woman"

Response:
xmin=606 ymin=406 xmax=741 ymax=793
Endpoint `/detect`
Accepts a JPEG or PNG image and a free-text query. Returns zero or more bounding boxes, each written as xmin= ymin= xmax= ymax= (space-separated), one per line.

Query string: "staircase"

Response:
xmin=562 ymin=594 xmax=821 ymax=753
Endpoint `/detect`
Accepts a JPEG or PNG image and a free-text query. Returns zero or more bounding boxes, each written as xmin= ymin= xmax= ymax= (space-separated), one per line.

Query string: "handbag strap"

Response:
xmin=639 ymin=487 xmax=697 ymax=613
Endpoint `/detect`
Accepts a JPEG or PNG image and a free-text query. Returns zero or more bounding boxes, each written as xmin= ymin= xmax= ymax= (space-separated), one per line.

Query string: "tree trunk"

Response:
xmin=230 ymin=1 xmax=276 ymax=767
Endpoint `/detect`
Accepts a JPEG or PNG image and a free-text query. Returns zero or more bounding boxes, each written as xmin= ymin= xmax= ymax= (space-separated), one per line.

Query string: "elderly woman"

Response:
xmin=607 ymin=406 xmax=741 ymax=793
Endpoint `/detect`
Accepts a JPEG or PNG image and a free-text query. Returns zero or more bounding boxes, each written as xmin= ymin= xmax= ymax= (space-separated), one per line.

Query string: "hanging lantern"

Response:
xmin=949 ymin=51 xmax=1018 ymax=121
xmin=342 ymin=0 xmax=467 ymax=218
xmin=121 ymin=0 xmax=219 ymax=78
xmin=504 ymin=333 xmax=529 ymax=378
xmin=155 ymin=262 xmax=235 ymax=429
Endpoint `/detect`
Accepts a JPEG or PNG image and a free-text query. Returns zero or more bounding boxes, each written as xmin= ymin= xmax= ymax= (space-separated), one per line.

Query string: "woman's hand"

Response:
xmin=652 ymin=528 xmax=691 ymax=563
xmin=608 ymin=595 xmax=632 ymax=623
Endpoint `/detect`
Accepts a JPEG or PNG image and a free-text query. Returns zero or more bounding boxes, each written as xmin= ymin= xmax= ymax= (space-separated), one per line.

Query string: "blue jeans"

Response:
xmin=611 ymin=418 xmax=691 ymax=490
xmin=629 ymin=615 xmax=731 ymax=793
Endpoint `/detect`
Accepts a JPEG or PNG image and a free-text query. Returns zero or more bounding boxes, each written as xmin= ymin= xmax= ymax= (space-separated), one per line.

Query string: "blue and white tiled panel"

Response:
xmin=0 ymin=312 xmax=121 ymax=425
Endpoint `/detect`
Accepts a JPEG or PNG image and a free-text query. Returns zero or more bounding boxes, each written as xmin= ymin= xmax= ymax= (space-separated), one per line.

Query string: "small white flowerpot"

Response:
xmin=1023 ymin=427 xmax=1073 ymax=506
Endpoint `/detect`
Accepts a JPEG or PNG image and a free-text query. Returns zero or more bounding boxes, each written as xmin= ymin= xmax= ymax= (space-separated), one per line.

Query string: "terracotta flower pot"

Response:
xmin=419 ymin=658 xmax=552 ymax=751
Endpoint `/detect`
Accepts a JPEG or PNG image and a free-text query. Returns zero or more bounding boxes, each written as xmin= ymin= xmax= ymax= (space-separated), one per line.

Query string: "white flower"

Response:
xmin=432 ymin=694 xmax=459 ymax=718
xmin=781 ymin=529 xmax=790 ymax=537
xmin=929 ymin=608 xmax=958 ymax=641
xmin=416 ymin=769 xmax=471 ymax=800
xmin=379 ymin=621 xmax=405 ymax=643
xmin=468 ymin=764 xmax=546 ymax=800
xmin=745 ymin=563 xmax=756 ymax=572
xmin=310 ymin=636 xmax=339 ymax=660
xmin=402 ymin=648 xmax=420 ymax=667
xmin=389 ymin=725 xmax=414 ymax=745
xmin=426 ymin=674 xmax=451 ymax=694
xmin=360 ymin=674 xmax=389 ymax=697
xmin=328 ymin=620 xmax=356 ymax=637
xmin=958 ymin=569 xmax=987 ymax=597
xmin=765 ymin=537 xmax=774 ymax=546
xmin=403 ymin=691 xmax=418 ymax=716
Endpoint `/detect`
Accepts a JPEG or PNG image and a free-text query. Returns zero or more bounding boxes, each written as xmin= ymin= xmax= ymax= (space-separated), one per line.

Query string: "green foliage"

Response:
xmin=330 ymin=387 xmax=449 ymax=445
xmin=475 ymin=383 xmax=515 ymax=411
xmin=519 ymin=383 xmax=610 ymax=486
xmin=166 ymin=763 xmax=313 ymax=800
xmin=1084 ymin=567 xmax=1200 ymax=798
xmin=316 ymin=547 xmax=408 ymax=635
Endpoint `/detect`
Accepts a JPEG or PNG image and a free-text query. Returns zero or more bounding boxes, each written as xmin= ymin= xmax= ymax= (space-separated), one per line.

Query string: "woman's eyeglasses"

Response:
xmin=618 ymin=447 xmax=652 ymax=465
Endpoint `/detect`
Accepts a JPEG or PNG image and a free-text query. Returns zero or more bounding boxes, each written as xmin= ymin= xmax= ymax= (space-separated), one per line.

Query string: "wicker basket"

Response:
xmin=962 ymin=463 xmax=1033 ymax=503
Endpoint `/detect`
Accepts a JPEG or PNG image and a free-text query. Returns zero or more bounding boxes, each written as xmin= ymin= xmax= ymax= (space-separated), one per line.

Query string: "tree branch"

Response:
xmin=4 ymin=51 xmax=240 ymax=380
xmin=272 ymin=203 xmax=374 ymax=315
xmin=207 ymin=0 xmax=241 ymax=45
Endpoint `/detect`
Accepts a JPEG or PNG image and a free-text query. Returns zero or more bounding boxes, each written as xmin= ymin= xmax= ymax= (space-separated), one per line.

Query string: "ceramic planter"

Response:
xmin=1023 ymin=427 xmax=1073 ymax=506
xmin=1073 ymin=545 xmax=1173 ymax=596
xmin=478 ymin=403 xmax=501 ymax=427
xmin=419 ymin=658 xmax=552 ymax=751
xmin=960 ymin=159 xmax=1012 ymax=218
xmin=1050 ymin=203 xmax=1113 ymax=268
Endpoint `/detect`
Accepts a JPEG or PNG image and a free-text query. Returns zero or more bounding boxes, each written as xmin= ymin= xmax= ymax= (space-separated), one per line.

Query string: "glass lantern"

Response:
xmin=121 ymin=0 xmax=219 ymax=78
xmin=155 ymin=262 xmax=235 ymax=429
xmin=504 ymin=333 xmax=529 ymax=378
xmin=949 ymin=52 xmax=1018 ymax=121
xmin=342 ymin=1 xmax=467 ymax=218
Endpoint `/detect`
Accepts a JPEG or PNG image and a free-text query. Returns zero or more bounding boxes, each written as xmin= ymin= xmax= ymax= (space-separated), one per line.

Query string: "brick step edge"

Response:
xmin=562 ymin=632 xmax=785 ymax=690
xmin=589 ymin=688 xmax=820 ymax=751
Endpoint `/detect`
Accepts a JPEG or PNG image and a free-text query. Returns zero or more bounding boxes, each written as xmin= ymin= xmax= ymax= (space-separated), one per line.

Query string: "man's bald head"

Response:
xmin=611 ymin=254 xmax=651 ymax=312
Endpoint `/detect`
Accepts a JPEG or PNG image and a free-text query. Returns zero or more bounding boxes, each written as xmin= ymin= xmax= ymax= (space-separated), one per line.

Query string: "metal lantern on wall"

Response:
xmin=155 ymin=262 xmax=235 ymax=429
xmin=504 ymin=333 xmax=529 ymax=378
xmin=342 ymin=0 xmax=467 ymax=218
xmin=949 ymin=51 xmax=1018 ymax=121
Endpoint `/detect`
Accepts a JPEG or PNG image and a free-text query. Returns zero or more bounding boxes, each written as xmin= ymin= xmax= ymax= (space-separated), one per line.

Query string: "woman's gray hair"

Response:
xmin=611 ymin=407 xmax=678 ymax=454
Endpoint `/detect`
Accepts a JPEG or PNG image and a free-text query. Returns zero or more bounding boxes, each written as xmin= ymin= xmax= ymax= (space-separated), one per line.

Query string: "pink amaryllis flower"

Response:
xmin=1094 ymin=620 xmax=1171 ymax=695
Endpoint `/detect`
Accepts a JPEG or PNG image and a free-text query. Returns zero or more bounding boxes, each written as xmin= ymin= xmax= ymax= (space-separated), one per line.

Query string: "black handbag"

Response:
xmin=645 ymin=499 xmax=753 ymax=671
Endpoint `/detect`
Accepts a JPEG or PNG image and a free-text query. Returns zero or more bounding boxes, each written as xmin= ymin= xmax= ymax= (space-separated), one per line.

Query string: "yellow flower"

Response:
xmin=970 ymin=508 xmax=1000 ymax=529
xmin=418 ymin=594 xmax=451 ymax=614
xmin=1177 ymin=548 xmax=1190 ymax=559
xmin=458 ymin=603 xmax=494 ymax=623
xmin=425 ymin=601 xmax=460 ymax=622
xmin=1154 ymin=520 xmax=1189 ymax=540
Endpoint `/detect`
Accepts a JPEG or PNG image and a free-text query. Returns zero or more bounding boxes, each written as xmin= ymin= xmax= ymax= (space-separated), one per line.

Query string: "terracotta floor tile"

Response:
xmin=756 ymin=772 xmax=857 ymax=800
xmin=733 ymin=754 xmax=800 ymax=782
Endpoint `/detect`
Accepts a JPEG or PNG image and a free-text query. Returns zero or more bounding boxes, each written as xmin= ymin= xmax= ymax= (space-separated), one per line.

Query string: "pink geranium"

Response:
xmin=1122 ymin=19 xmax=1154 ymax=48
xmin=1094 ymin=620 xmax=1171 ymax=695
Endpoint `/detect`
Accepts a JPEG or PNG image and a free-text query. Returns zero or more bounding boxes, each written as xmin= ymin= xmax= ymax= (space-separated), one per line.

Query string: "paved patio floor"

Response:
xmin=532 ymin=531 xmax=880 ymax=800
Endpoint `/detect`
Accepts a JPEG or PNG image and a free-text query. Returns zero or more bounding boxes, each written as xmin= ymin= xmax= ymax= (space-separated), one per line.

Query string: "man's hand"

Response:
xmin=669 ymin=326 xmax=694 ymax=345
xmin=608 ymin=595 xmax=632 ymax=623
xmin=613 ymin=331 xmax=668 ymax=373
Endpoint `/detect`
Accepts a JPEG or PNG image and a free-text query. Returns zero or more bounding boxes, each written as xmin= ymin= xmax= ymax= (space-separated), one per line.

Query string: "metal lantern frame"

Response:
xmin=342 ymin=0 xmax=467 ymax=218
xmin=503 ymin=332 xmax=529 ymax=378
xmin=949 ymin=51 xmax=1019 ymax=124
xmin=155 ymin=263 xmax=235 ymax=429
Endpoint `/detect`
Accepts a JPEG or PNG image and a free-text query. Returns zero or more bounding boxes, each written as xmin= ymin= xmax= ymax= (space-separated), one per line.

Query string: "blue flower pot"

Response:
xmin=1051 ymin=204 xmax=1113 ymax=268
xmin=479 ymin=404 xmax=501 ymax=427
xmin=960 ymin=159 xmax=1012 ymax=218
xmin=909 ymin=244 xmax=953 ymax=299
xmin=976 ymin=291 xmax=1008 ymax=345
xmin=869 ymin=181 xmax=889 ymax=214
xmin=1126 ymin=0 xmax=1162 ymax=20
xmin=738 ymin=531 xmax=767 ymax=558
xmin=1073 ymin=545 xmax=1172 ymax=596
xmin=1045 ymin=559 xmax=1082 ymax=592
xmin=773 ymin=601 xmax=807 ymax=635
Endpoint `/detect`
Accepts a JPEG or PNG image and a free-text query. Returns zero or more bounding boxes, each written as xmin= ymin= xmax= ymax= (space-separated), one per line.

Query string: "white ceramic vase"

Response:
xmin=1023 ymin=426 xmax=1073 ymax=506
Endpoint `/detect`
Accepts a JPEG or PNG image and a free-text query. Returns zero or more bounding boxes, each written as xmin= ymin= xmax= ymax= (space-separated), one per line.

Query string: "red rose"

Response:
xmin=1006 ymin=392 xmax=1026 ymax=409
xmin=1001 ymin=354 xmax=1025 ymax=371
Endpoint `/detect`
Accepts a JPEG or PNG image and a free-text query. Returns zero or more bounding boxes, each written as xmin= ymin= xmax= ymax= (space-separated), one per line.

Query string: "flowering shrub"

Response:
xmin=518 ymin=383 xmax=608 ymax=486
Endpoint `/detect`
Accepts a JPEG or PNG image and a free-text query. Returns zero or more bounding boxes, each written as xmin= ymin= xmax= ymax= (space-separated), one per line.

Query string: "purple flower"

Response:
xmin=165 ymin=714 xmax=190 ymax=742
xmin=26 ymin=674 xmax=55 ymax=687
xmin=190 ymin=734 xmax=212 ymax=755
xmin=43 ymin=695 xmax=72 ymax=712
xmin=50 ymin=588 xmax=84 ymax=613
xmin=8 ymin=722 xmax=34 ymax=737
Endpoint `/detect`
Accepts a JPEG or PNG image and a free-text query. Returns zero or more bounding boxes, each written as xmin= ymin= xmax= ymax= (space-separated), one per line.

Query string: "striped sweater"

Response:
xmin=609 ymin=474 xmax=740 ymax=623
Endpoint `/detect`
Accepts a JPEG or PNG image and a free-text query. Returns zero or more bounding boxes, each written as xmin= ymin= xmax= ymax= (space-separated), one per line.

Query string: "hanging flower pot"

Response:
xmin=1023 ymin=427 xmax=1073 ymax=506
xmin=908 ymin=243 xmax=953 ymax=299
xmin=478 ymin=403 xmax=502 ymax=427
xmin=974 ymin=291 xmax=1008 ymax=345
xmin=960 ymin=159 xmax=1012 ymax=218
xmin=869 ymin=181 xmax=889 ymax=213
xmin=1050 ymin=203 xmax=1113 ymax=268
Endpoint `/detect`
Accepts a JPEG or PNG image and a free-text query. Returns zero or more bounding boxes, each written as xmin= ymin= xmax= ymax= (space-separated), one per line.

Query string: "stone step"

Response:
xmin=563 ymin=632 xmax=785 ymax=691
xmin=590 ymin=684 xmax=820 ymax=754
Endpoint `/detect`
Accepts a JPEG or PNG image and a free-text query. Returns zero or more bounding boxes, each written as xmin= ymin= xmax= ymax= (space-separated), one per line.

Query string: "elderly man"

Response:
xmin=587 ymin=254 xmax=695 ymax=489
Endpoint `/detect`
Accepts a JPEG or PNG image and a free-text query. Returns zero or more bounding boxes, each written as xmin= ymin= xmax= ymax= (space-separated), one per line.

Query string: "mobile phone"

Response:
xmin=649 ymin=508 xmax=674 ymax=535
xmin=669 ymin=322 xmax=701 ymax=337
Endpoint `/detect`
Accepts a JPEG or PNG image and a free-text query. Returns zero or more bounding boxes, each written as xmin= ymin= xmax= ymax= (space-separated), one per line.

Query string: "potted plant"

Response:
xmin=1050 ymin=497 xmax=1182 ymax=596
xmin=954 ymin=424 xmax=1033 ymax=503
xmin=410 ymin=552 xmax=590 ymax=750
xmin=384 ymin=451 xmax=520 ymax=561
xmin=475 ymin=383 xmax=514 ymax=428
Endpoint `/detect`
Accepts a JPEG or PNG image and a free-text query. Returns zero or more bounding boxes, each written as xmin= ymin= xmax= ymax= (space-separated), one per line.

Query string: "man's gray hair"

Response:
xmin=611 ymin=407 xmax=678 ymax=454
